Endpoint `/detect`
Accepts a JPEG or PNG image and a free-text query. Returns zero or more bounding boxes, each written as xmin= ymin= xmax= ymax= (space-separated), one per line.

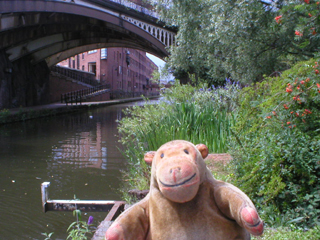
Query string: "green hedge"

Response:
xmin=229 ymin=58 xmax=320 ymax=228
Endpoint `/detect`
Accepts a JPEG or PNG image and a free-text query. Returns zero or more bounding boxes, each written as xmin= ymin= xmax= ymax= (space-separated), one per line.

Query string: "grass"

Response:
xmin=252 ymin=226 xmax=320 ymax=239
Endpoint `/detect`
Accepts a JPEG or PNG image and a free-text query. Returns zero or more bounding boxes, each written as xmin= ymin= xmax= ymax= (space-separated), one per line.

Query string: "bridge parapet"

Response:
xmin=121 ymin=14 xmax=175 ymax=47
xmin=109 ymin=0 xmax=159 ymax=18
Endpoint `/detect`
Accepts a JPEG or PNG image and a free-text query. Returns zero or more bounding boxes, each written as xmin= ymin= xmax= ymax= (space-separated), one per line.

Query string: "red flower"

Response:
xmin=316 ymin=83 xmax=320 ymax=88
xmin=287 ymin=121 xmax=291 ymax=125
xmin=308 ymin=13 xmax=312 ymax=17
xmin=275 ymin=15 xmax=282 ymax=24
xmin=284 ymin=104 xmax=289 ymax=109
xmin=272 ymin=111 xmax=276 ymax=116
xmin=304 ymin=109 xmax=312 ymax=114
xmin=295 ymin=112 xmax=299 ymax=117
xmin=295 ymin=30 xmax=303 ymax=36
xmin=306 ymin=78 xmax=310 ymax=82
xmin=304 ymin=0 xmax=310 ymax=3
xmin=315 ymin=69 xmax=319 ymax=74
xmin=266 ymin=116 xmax=272 ymax=119
xmin=286 ymin=87 xmax=293 ymax=93
xmin=300 ymin=80 xmax=305 ymax=85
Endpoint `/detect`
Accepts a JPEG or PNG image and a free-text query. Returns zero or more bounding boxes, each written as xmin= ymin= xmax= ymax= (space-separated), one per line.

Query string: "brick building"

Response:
xmin=58 ymin=47 xmax=159 ymax=96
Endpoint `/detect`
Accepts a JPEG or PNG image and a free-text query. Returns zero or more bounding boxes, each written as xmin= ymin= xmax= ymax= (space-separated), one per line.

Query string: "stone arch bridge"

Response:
xmin=0 ymin=0 xmax=176 ymax=108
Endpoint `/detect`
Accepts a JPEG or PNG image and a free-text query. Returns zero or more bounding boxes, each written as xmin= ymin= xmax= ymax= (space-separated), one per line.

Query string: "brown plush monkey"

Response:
xmin=106 ymin=140 xmax=263 ymax=240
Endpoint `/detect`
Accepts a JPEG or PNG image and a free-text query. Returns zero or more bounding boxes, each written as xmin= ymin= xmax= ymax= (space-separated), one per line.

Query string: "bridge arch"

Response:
xmin=0 ymin=0 xmax=176 ymax=65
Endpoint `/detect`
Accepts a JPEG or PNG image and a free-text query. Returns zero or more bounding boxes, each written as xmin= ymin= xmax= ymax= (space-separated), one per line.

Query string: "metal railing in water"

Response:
xmin=61 ymin=84 xmax=110 ymax=105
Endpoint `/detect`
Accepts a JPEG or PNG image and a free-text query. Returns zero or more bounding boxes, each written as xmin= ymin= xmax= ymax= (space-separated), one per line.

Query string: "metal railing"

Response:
xmin=52 ymin=65 xmax=100 ymax=86
xmin=109 ymin=0 xmax=159 ymax=18
xmin=61 ymin=84 xmax=110 ymax=105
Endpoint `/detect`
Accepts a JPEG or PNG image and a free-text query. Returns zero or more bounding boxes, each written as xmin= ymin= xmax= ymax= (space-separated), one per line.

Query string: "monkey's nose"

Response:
xmin=169 ymin=167 xmax=181 ymax=174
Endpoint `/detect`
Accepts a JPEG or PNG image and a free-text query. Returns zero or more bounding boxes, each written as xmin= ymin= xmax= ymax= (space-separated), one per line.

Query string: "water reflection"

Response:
xmin=52 ymin=123 xmax=107 ymax=169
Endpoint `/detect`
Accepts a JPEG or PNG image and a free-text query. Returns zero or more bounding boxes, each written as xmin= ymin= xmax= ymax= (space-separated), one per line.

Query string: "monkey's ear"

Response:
xmin=196 ymin=144 xmax=209 ymax=159
xmin=144 ymin=151 xmax=156 ymax=166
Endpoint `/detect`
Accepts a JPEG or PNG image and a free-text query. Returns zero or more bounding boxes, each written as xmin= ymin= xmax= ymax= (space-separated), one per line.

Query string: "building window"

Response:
xmin=88 ymin=62 xmax=96 ymax=75
xmin=88 ymin=50 xmax=97 ymax=54
xmin=101 ymin=48 xmax=107 ymax=59
xmin=77 ymin=55 xmax=80 ymax=69
xmin=82 ymin=53 xmax=85 ymax=59
xmin=82 ymin=65 xmax=85 ymax=71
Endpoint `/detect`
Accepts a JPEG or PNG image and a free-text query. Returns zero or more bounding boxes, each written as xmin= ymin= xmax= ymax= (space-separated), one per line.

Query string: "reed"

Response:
xmin=118 ymin=81 xmax=241 ymax=195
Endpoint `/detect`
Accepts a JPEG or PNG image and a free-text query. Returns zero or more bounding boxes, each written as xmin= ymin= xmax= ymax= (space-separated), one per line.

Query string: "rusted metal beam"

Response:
xmin=44 ymin=199 xmax=126 ymax=213
xmin=41 ymin=182 xmax=125 ymax=215
xmin=105 ymin=201 xmax=125 ymax=221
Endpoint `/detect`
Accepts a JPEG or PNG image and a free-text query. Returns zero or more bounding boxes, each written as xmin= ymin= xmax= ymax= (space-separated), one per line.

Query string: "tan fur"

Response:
xmin=106 ymin=140 xmax=263 ymax=240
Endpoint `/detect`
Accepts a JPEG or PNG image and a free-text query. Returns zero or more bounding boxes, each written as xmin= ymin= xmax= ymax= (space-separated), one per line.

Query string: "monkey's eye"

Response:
xmin=184 ymin=149 xmax=189 ymax=154
xmin=160 ymin=153 xmax=164 ymax=158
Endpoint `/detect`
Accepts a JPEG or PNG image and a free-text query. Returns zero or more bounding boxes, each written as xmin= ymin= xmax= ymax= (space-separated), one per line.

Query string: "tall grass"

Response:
xmin=117 ymin=81 xmax=241 ymax=196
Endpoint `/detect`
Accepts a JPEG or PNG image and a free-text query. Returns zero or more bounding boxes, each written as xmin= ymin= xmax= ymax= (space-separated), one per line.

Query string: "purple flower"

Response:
xmin=87 ymin=216 xmax=94 ymax=225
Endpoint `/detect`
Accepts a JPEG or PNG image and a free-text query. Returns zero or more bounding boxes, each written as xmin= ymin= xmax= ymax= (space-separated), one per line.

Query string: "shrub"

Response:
xmin=229 ymin=58 xmax=320 ymax=228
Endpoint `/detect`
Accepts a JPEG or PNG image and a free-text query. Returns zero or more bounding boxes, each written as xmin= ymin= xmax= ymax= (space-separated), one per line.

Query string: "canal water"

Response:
xmin=0 ymin=101 xmax=146 ymax=240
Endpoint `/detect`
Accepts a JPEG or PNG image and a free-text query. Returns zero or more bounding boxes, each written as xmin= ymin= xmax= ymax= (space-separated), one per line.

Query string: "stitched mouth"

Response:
xmin=159 ymin=173 xmax=197 ymax=187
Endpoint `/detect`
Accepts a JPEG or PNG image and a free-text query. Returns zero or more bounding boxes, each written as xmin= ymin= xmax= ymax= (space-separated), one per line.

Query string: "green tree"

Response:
xmin=153 ymin=0 xmax=320 ymax=85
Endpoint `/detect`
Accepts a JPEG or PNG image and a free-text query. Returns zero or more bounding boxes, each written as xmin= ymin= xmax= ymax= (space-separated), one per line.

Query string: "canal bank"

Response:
xmin=0 ymin=96 xmax=159 ymax=124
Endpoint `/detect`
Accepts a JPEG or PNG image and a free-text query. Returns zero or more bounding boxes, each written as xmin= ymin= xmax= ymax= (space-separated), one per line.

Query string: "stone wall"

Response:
xmin=0 ymin=50 xmax=50 ymax=109
xmin=49 ymin=73 xmax=91 ymax=103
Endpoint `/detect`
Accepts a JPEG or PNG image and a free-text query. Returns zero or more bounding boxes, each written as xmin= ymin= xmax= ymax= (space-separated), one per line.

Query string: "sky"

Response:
xmin=146 ymin=53 xmax=166 ymax=69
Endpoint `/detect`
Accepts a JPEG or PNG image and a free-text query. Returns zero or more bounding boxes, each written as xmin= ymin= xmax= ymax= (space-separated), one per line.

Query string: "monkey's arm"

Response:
xmin=213 ymin=181 xmax=263 ymax=236
xmin=105 ymin=196 xmax=149 ymax=240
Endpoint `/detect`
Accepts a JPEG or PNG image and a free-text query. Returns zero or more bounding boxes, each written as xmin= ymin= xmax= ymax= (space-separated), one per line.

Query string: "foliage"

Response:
xmin=229 ymin=58 xmax=320 ymax=228
xmin=118 ymin=79 xmax=240 ymax=197
xmin=252 ymin=226 xmax=320 ymax=240
xmin=0 ymin=108 xmax=10 ymax=123
xmin=152 ymin=0 xmax=320 ymax=85
xmin=41 ymin=232 xmax=54 ymax=240
xmin=66 ymin=209 xmax=94 ymax=240
xmin=64 ymin=196 xmax=95 ymax=240
xmin=150 ymin=68 xmax=160 ymax=84
xmin=275 ymin=0 xmax=320 ymax=57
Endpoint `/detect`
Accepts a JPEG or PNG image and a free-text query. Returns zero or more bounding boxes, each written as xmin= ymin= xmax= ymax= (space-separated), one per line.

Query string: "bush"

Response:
xmin=229 ymin=58 xmax=320 ymax=228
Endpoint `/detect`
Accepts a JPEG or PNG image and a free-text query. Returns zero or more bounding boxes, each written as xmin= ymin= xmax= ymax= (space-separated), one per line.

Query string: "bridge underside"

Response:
xmin=0 ymin=0 xmax=174 ymax=109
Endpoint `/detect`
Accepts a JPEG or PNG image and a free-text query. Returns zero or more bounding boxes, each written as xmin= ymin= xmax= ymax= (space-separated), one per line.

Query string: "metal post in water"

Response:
xmin=40 ymin=182 xmax=126 ymax=214
xmin=41 ymin=182 xmax=51 ymax=212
